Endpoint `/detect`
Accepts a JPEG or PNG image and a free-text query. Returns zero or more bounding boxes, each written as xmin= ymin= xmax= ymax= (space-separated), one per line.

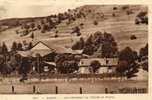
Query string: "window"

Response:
xmin=44 ymin=66 xmax=49 ymax=72
xmin=106 ymin=60 xmax=109 ymax=64
xmin=108 ymin=66 xmax=112 ymax=69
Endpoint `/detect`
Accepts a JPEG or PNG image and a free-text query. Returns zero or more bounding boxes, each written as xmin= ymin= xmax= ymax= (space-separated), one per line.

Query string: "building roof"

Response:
xmin=17 ymin=51 xmax=32 ymax=57
xmin=17 ymin=40 xmax=82 ymax=57
xmin=31 ymin=41 xmax=82 ymax=56
xmin=44 ymin=61 xmax=56 ymax=66
xmin=30 ymin=41 xmax=54 ymax=57
xmin=79 ymin=58 xmax=118 ymax=67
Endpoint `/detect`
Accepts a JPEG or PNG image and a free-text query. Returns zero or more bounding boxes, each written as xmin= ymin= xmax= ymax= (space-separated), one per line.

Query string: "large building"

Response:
xmin=17 ymin=41 xmax=82 ymax=72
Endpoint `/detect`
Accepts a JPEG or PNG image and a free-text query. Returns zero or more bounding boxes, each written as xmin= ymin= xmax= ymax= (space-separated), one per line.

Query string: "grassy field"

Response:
xmin=0 ymin=5 xmax=148 ymax=52
xmin=0 ymin=78 xmax=148 ymax=94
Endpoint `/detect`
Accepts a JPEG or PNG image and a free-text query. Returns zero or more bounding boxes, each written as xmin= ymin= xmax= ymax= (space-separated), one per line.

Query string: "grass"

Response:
xmin=0 ymin=5 xmax=148 ymax=53
xmin=0 ymin=79 xmax=148 ymax=94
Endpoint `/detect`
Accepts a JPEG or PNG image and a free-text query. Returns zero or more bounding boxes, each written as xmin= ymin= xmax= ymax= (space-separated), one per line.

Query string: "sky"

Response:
xmin=0 ymin=0 xmax=103 ymax=19
xmin=0 ymin=0 xmax=84 ymax=19
xmin=0 ymin=0 xmax=149 ymax=19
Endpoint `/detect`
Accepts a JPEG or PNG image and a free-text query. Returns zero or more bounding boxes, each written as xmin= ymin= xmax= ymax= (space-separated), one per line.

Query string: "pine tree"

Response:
xmin=30 ymin=23 xmax=35 ymax=29
xmin=85 ymin=35 xmax=93 ymax=45
xmin=93 ymin=20 xmax=98 ymax=25
xmin=37 ymin=25 xmax=41 ymax=30
xmin=17 ymin=42 xmax=23 ymax=51
xmin=2 ymin=42 xmax=8 ymax=54
xmin=11 ymin=41 xmax=17 ymax=51
xmin=72 ymin=37 xmax=84 ymax=50
xmin=30 ymin=33 xmax=34 ymax=39
xmin=28 ymin=42 xmax=33 ymax=50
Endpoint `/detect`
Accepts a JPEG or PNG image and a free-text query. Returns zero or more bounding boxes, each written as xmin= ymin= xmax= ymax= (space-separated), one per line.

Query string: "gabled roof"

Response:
xmin=30 ymin=41 xmax=55 ymax=57
xmin=31 ymin=41 xmax=82 ymax=56
xmin=31 ymin=41 xmax=54 ymax=51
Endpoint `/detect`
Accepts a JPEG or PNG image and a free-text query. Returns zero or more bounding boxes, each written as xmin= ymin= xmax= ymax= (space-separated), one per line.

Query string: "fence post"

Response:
xmin=12 ymin=86 xmax=15 ymax=94
xmin=33 ymin=85 xmax=36 ymax=93
xmin=80 ymin=87 xmax=82 ymax=94
xmin=105 ymin=88 xmax=108 ymax=94
xmin=55 ymin=86 xmax=58 ymax=94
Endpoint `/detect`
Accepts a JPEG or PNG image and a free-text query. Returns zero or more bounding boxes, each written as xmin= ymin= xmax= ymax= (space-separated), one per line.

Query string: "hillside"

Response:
xmin=0 ymin=5 xmax=148 ymax=53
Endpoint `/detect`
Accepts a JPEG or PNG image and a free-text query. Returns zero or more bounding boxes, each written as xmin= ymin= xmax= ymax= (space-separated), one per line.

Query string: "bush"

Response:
xmin=113 ymin=7 xmax=118 ymax=10
xmin=30 ymin=23 xmax=35 ymax=29
xmin=93 ymin=20 xmax=98 ymax=25
xmin=90 ymin=60 xmax=101 ymax=73
xmin=80 ymin=23 xmax=84 ymax=26
xmin=54 ymin=34 xmax=58 ymax=38
xmin=126 ymin=10 xmax=134 ymax=15
xmin=37 ymin=25 xmax=41 ymax=30
xmin=71 ymin=26 xmax=81 ymax=35
xmin=130 ymin=35 xmax=137 ymax=40
xmin=122 ymin=5 xmax=129 ymax=10
xmin=112 ymin=13 xmax=116 ymax=17
xmin=41 ymin=24 xmax=49 ymax=33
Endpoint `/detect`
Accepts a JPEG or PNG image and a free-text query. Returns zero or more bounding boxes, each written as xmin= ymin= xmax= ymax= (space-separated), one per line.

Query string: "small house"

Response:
xmin=78 ymin=58 xmax=118 ymax=74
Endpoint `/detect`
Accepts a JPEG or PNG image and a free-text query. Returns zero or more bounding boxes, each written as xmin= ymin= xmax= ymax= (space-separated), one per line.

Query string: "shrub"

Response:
xmin=113 ymin=7 xmax=118 ymax=10
xmin=122 ymin=5 xmax=129 ymax=10
xmin=93 ymin=20 xmax=98 ymax=25
xmin=130 ymin=35 xmax=137 ymax=40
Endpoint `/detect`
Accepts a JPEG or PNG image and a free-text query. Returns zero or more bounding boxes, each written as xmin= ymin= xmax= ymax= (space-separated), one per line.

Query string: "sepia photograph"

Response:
xmin=0 ymin=0 xmax=148 ymax=95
